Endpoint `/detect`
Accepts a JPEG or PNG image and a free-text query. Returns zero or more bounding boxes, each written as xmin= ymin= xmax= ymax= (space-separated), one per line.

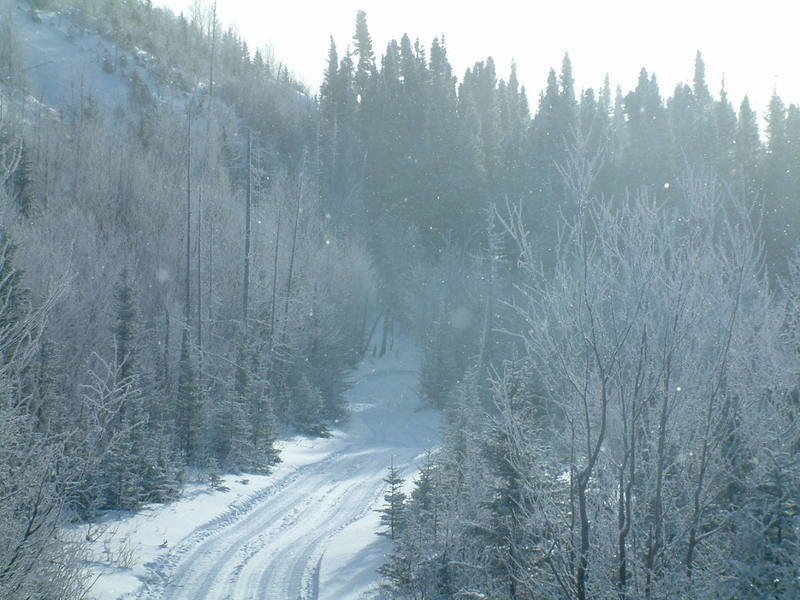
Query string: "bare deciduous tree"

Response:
xmin=502 ymin=149 xmax=798 ymax=598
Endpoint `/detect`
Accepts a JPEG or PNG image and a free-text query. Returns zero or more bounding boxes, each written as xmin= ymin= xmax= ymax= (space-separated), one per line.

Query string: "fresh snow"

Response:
xmin=12 ymin=2 xmax=164 ymax=116
xmin=83 ymin=332 xmax=440 ymax=600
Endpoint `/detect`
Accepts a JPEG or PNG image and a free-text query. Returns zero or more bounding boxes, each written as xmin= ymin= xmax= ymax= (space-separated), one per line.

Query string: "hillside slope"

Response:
xmin=12 ymin=3 xmax=163 ymax=115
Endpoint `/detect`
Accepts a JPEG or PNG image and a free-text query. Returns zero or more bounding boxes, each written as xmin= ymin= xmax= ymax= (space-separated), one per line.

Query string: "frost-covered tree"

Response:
xmin=290 ymin=374 xmax=330 ymax=437
xmin=500 ymin=145 xmax=797 ymax=599
xmin=0 ymin=161 xmax=88 ymax=598
xmin=377 ymin=462 xmax=407 ymax=540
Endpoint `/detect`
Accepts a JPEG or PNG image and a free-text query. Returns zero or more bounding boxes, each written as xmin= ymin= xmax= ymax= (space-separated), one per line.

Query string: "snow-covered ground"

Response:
xmin=12 ymin=1 xmax=173 ymax=117
xmin=84 ymin=332 xmax=440 ymax=600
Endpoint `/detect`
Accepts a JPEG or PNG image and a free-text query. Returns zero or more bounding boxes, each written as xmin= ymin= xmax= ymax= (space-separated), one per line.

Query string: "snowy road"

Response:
xmin=131 ymin=340 xmax=439 ymax=600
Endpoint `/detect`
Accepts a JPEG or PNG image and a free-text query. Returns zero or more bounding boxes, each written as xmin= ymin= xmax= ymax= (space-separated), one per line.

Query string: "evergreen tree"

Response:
xmin=409 ymin=452 xmax=437 ymax=518
xmin=607 ymin=83 xmax=628 ymax=188
xmin=527 ymin=63 xmax=575 ymax=265
xmin=786 ymin=103 xmax=800 ymax=204
xmin=10 ymin=142 xmax=36 ymax=219
xmin=419 ymin=36 xmax=465 ymax=250
xmin=496 ymin=62 xmax=530 ymax=201
xmin=558 ymin=52 xmax=577 ymax=126
xmin=362 ymin=38 xmax=404 ymax=233
xmin=377 ymin=461 xmax=407 ymax=539
xmin=319 ymin=36 xmax=340 ymax=204
xmin=419 ymin=300 xmax=460 ymax=408
xmin=177 ymin=328 xmax=203 ymax=463
xmin=103 ymin=270 xmax=141 ymax=509
xmin=692 ymin=50 xmax=711 ymax=103
xmin=735 ymin=95 xmax=762 ymax=196
xmin=352 ymin=10 xmax=376 ymax=103
xmin=625 ymin=69 xmax=670 ymax=191
xmin=451 ymin=72 xmax=487 ymax=239
xmin=113 ymin=269 xmax=137 ymax=382
xmin=579 ymin=86 xmax=607 ymax=159
xmin=321 ymin=36 xmax=339 ymax=105
xmin=303 ymin=298 xmax=352 ymax=422
xmin=668 ymin=53 xmax=716 ymax=172
xmin=478 ymin=381 xmax=542 ymax=600
xmin=713 ymin=79 xmax=737 ymax=181
xmin=763 ymin=92 xmax=793 ymax=267
xmin=216 ymin=342 xmax=256 ymax=470
xmin=442 ymin=367 xmax=484 ymax=473
xmin=290 ymin=374 xmax=330 ymax=437
xmin=530 ymin=66 xmax=562 ymax=170
xmin=469 ymin=57 xmax=500 ymax=182
xmin=138 ymin=426 xmax=183 ymax=503
xmin=332 ymin=50 xmax=361 ymax=225
xmin=245 ymin=335 xmax=280 ymax=470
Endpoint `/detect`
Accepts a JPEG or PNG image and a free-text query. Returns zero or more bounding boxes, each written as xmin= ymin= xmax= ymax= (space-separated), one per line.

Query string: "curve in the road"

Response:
xmin=136 ymin=362 xmax=438 ymax=600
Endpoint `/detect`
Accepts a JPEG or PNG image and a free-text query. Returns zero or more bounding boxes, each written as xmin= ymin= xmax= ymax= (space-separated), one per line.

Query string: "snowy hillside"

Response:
xmin=11 ymin=3 xmax=164 ymax=116
xmin=84 ymin=332 xmax=440 ymax=600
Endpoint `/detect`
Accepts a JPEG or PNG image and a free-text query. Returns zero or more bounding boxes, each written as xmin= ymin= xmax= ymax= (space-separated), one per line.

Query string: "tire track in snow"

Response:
xmin=135 ymin=356 xmax=439 ymax=600
xmin=253 ymin=450 xmax=403 ymax=600
xmin=136 ymin=449 xmax=347 ymax=598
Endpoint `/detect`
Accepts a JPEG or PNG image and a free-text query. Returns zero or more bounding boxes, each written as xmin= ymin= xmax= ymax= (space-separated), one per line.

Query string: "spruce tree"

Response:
xmin=763 ymin=92 xmax=793 ymax=266
xmin=558 ymin=52 xmax=577 ymax=126
xmin=496 ymin=62 xmax=530 ymax=201
xmin=321 ymin=36 xmax=339 ymax=105
xmin=670 ymin=52 xmax=716 ymax=171
xmin=319 ymin=36 xmax=340 ymax=204
xmin=10 ymin=142 xmax=36 ymax=219
xmin=418 ymin=36 xmax=475 ymax=251
xmin=139 ymin=428 xmax=183 ymax=503
xmin=321 ymin=48 xmax=360 ymax=226
xmin=608 ymin=83 xmax=628 ymax=178
xmin=352 ymin=10 xmax=376 ymax=103
xmin=377 ymin=461 xmax=407 ymax=539
xmin=692 ymin=50 xmax=711 ymax=103
xmin=113 ymin=269 xmax=137 ymax=383
xmin=177 ymin=328 xmax=202 ymax=463
xmin=216 ymin=342 xmax=256 ymax=470
xmin=419 ymin=301 xmax=459 ymax=408
xmin=242 ymin=333 xmax=280 ymax=471
xmin=291 ymin=374 xmax=330 ymax=437
xmin=625 ymin=69 xmax=670 ymax=192
xmin=470 ymin=57 xmax=499 ymax=182
xmin=786 ymin=104 xmax=800 ymax=202
xmin=479 ymin=377 xmax=546 ymax=599
xmin=526 ymin=64 xmax=573 ymax=265
xmin=713 ymin=80 xmax=737 ymax=181
xmin=362 ymin=38 xmax=403 ymax=234
xmin=735 ymin=95 xmax=762 ymax=195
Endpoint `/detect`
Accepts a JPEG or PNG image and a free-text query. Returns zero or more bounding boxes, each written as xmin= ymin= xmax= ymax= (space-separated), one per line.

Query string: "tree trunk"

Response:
xmin=269 ymin=206 xmax=281 ymax=346
xmin=281 ymin=184 xmax=301 ymax=347
xmin=243 ymin=129 xmax=252 ymax=327
xmin=184 ymin=108 xmax=192 ymax=325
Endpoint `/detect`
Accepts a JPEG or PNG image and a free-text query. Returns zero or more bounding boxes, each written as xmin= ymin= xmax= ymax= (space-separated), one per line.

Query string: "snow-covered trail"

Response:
xmin=132 ymin=337 xmax=438 ymax=600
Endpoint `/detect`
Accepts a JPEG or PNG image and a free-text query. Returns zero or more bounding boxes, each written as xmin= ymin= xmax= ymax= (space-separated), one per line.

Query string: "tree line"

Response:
xmin=318 ymin=12 xmax=800 ymax=420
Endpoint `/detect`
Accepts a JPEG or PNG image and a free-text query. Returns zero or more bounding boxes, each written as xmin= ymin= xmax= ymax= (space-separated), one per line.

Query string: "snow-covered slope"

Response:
xmin=85 ymin=332 xmax=439 ymax=600
xmin=12 ymin=2 xmax=163 ymax=116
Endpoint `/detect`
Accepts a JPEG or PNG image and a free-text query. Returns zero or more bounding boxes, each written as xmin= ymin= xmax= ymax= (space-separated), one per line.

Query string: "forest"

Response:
xmin=0 ymin=0 xmax=798 ymax=598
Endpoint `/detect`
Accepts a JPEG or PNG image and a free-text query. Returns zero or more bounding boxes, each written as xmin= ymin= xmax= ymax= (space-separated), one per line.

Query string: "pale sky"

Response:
xmin=159 ymin=0 xmax=796 ymax=117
